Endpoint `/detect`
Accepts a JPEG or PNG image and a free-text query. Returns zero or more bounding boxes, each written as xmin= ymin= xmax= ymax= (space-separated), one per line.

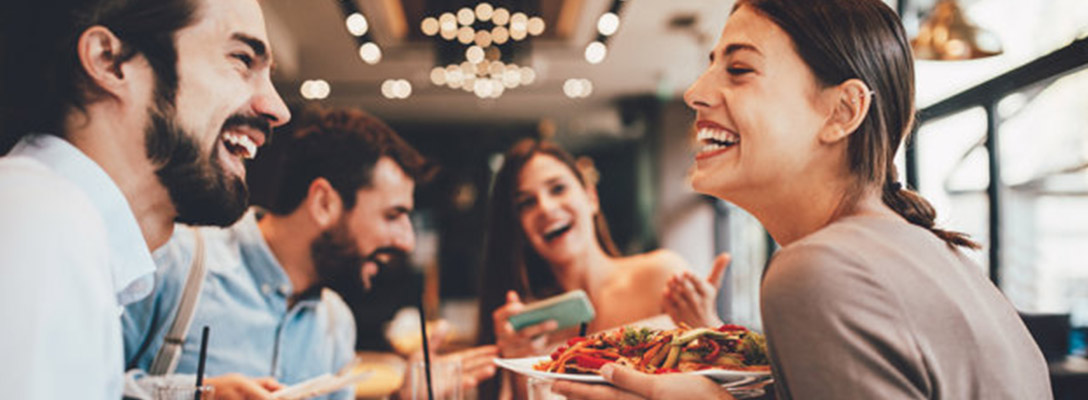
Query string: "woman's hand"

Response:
xmin=443 ymin=345 xmax=499 ymax=389
xmin=398 ymin=345 xmax=499 ymax=399
xmin=663 ymin=253 xmax=730 ymax=328
xmin=551 ymin=364 xmax=735 ymax=400
xmin=491 ymin=291 xmax=558 ymax=358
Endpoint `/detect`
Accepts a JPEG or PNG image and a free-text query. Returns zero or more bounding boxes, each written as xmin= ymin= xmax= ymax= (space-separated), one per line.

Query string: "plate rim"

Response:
xmin=494 ymin=355 xmax=770 ymax=384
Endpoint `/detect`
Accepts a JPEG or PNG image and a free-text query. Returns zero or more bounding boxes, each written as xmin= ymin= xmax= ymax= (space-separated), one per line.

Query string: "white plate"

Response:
xmin=494 ymin=356 xmax=769 ymax=385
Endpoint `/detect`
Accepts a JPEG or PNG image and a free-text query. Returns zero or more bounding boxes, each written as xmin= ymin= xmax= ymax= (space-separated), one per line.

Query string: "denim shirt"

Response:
xmin=122 ymin=211 xmax=356 ymax=399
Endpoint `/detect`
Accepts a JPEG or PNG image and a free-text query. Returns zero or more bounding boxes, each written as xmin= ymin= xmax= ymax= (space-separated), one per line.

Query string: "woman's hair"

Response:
xmin=476 ymin=139 xmax=620 ymax=346
xmin=735 ymin=0 xmax=978 ymax=249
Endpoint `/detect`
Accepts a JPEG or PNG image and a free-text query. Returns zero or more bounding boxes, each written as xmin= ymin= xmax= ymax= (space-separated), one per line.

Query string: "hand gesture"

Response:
xmin=491 ymin=291 xmax=558 ymax=358
xmin=204 ymin=373 xmax=284 ymax=400
xmin=551 ymin=364 xmax=735 ymax=400
xmin=663 ymin=253 xmax=730 ymax=328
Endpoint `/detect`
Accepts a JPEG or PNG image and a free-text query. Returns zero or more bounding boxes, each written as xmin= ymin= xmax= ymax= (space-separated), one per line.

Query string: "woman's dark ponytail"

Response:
xmin=881 ymin=174 xmax=980 ymax=250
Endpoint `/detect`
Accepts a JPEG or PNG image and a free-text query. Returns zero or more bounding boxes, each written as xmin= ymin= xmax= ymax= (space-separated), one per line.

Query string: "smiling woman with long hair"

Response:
xmin=476 ymin=139 xmax=691 ymax=398
xmin=552 ymin=0 xmax=1050 ymax=399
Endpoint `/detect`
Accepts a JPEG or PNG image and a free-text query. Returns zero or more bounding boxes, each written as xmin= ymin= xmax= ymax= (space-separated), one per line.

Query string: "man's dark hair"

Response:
xmin=267 ymin=107 xmax=432 ymax=215
xmin=0 ymin=0 xmax=199 ymax=154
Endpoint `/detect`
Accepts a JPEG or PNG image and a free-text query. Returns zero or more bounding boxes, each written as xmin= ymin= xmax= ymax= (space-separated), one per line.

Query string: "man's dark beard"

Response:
xmin=311 ymin=218 xmax=406 ymax=292
xmin=144 ymin=105 xmax=269 ymax=226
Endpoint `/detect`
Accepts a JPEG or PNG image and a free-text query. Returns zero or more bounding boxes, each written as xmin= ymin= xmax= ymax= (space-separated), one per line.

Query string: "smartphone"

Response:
xmin=508 ymin=289 xmax=596 ymax=332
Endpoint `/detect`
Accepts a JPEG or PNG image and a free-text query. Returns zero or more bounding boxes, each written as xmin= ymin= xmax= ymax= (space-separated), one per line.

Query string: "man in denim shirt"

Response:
xmin=123 ymin=108 xmax=434 ymax=399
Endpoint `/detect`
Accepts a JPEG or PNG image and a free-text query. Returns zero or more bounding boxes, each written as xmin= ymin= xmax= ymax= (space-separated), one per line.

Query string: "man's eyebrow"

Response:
xmin=392 ymin=205 xmax=412 ymax=215
xmin=232 ymin=33 xmax=269 ymax=62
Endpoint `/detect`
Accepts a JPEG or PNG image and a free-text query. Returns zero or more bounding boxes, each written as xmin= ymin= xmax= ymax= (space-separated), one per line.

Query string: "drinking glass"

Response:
xmin=527 ymin=377 xmax=566 ymax=400
xmin=154 ymin=384 xmax=214 ymax=400
xmin=408 ymin=358 xmax=462 ymax=400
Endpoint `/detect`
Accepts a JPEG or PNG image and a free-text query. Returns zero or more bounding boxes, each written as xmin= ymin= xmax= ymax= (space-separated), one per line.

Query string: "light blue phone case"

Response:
xmin=508 ymin=289 xmax=596 ymax=331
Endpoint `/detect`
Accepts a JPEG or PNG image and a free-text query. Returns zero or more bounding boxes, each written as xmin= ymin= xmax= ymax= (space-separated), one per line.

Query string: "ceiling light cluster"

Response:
xmin=381 ymin=79 xmax=412 ymax=100
xmin=421 ymin=3 xmax=545 ymax=45
xmin=421 ymin=3 xmax=544 ymax=99
xmin=299 ymin=79 xmax=331 ymax=100
xmin=563 ymin=79 xmax=593 ymax=99
xmin=584 ymin=2 xmax=625 ymax=65
xmin=430 ymin=61 xmax=536 ymax=99
xmin=341 ymin=8 xmax=381 ymax=66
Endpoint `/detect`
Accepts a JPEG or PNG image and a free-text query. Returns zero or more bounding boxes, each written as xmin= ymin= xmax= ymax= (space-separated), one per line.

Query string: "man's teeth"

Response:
xmin=696 ymin=127 xmax=740 ymax=153
xmin=222 ymin=132 xmax=258 ymax=159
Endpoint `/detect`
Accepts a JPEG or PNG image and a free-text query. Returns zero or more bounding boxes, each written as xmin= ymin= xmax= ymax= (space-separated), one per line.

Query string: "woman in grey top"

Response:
xmin=553 ymin=0 xmax=1051 ymax=399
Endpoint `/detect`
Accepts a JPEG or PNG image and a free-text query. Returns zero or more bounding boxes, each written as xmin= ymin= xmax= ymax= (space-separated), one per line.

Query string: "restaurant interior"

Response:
xmin=233 ymin=0 xmax=1088 ymax=398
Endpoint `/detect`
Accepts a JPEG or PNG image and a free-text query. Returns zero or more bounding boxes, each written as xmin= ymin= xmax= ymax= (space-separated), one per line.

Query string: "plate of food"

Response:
xmin=495 ymin=324 xmax=771 ymax=384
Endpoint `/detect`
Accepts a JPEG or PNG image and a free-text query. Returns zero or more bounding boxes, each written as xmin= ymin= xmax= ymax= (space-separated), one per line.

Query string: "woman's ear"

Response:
xmin=819 ymin=79 xmax=872 ymax=144
xmin=586 ymin=182 xmax=601 ymax=215
xmin=77 ymin=26 xmax=134 ymax=99
xmin=306 ymin=178 xmax=343 ymax=229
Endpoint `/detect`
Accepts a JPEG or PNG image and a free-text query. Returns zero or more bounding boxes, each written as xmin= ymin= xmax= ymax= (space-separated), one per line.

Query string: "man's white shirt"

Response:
xmin=0 ymin=135 xmax=156 ymax=399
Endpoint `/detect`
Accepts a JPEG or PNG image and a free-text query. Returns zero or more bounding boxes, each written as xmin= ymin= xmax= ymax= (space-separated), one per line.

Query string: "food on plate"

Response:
xmin=533 ymin=324 xmax=769 ymax=375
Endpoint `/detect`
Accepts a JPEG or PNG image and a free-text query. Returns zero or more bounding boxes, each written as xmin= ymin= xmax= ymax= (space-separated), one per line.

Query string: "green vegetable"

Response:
xmin=622 ymin=327 xmax=657 ymax=347
xmin=740 ymin=331 xmax=768 ymax=366
xmin=671 ymin=328 xmax=737 ymax=346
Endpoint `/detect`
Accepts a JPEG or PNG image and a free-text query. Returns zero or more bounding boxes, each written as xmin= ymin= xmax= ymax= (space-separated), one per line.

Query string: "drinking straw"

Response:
xmin=579 ymin=322 xmax=588 ymax=337
xmin=418 ymin=300 xmax=435 ymax=400
xmin=194 ymin=326 xmax=209 ymax=400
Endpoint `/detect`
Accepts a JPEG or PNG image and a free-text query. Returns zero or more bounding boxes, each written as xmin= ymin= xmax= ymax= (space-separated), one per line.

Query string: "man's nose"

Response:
xmin=393 ymin=222 xmax=415 ymax=252
xmin=254 ymin=77 xmax=291 ymax=128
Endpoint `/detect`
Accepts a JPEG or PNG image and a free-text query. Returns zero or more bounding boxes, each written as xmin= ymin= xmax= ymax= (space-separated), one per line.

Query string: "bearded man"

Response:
xmin=123 ymin=108 xmax=497 ymax=400
xmin=0 ymin=0 xmax=290 ymax=398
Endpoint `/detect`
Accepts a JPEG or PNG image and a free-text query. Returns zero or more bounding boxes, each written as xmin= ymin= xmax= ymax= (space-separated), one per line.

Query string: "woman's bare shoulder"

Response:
xmin=616 ymin=249 xmax=689 ymax=280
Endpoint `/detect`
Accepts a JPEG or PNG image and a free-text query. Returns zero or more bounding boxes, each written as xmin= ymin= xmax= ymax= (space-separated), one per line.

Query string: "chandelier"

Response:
xmin=420 ymin=3 xmax=544 ymax=99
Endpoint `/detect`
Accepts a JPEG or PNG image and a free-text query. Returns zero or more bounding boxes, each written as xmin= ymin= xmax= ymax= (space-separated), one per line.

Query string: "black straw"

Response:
xmin=419 ymin=300 xmax=435 ymax=400
xmin=579 ymin=322 xmax=588 ymax=337
xmin=194 ymin=326 xmax=209 ymax=400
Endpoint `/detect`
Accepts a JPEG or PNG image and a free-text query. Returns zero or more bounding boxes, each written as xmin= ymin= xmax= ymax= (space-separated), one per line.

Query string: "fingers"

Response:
xmin=452 ymin=346 xmax=499 ymax=388
xmin=517 ymin=320 xmax=559 ymax=339
xmin=455 ymin=345 xmax=499 ymax=380
xmin=682 ymin=271 xmax=709 ymax=298
xmin=233 ymin=378 xmax=273 ymax=400
xmin=551 ymin=380 xmax=646 ymax=400
xmin=674 ymin=274 xmax=704 ymax=316
xmin=601 ymin=364 xmax=656 ymax=399
xmin=708 ymin=253 xmax=732 ymax=289
xmin=663 ymin=278 xmax=697 ymax=326
xmin=205 ymin=374 xmax=275 ymax=400
xmin=492 ymin=293 xmax=526 ymax=337
xmin=254 ymin=377 xmax=284 ymax=392
xmin=429 ymin=319 xmax=451 ymax=350
xmin=492 ymin=302 xmax=524 ymax=326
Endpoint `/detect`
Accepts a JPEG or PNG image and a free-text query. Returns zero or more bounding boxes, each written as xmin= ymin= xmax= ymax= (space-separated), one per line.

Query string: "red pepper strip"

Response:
xmin=654 ymin=368 xmax=679 ymax=374
xmin=637 ymin=342 xmax=665 ymax=369
xmin=551 ymin=346 xmax=568 ymax=360
xmin=577 ymin=349 xmax=622 ymax=360
xmin=567 ymin=337 xmax=588 ymax=346
xmin=703 ymin=339 xmax=721 ymax=362
xmin=717 ymin=324 xmax=747 ymax=332
xmin=573 ymin=355 xmax=612 ymax=370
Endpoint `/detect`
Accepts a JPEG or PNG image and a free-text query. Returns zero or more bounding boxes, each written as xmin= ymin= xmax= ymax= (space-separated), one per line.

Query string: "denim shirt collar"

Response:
xmin=234 ymin=209 xmax=322 ymax=307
